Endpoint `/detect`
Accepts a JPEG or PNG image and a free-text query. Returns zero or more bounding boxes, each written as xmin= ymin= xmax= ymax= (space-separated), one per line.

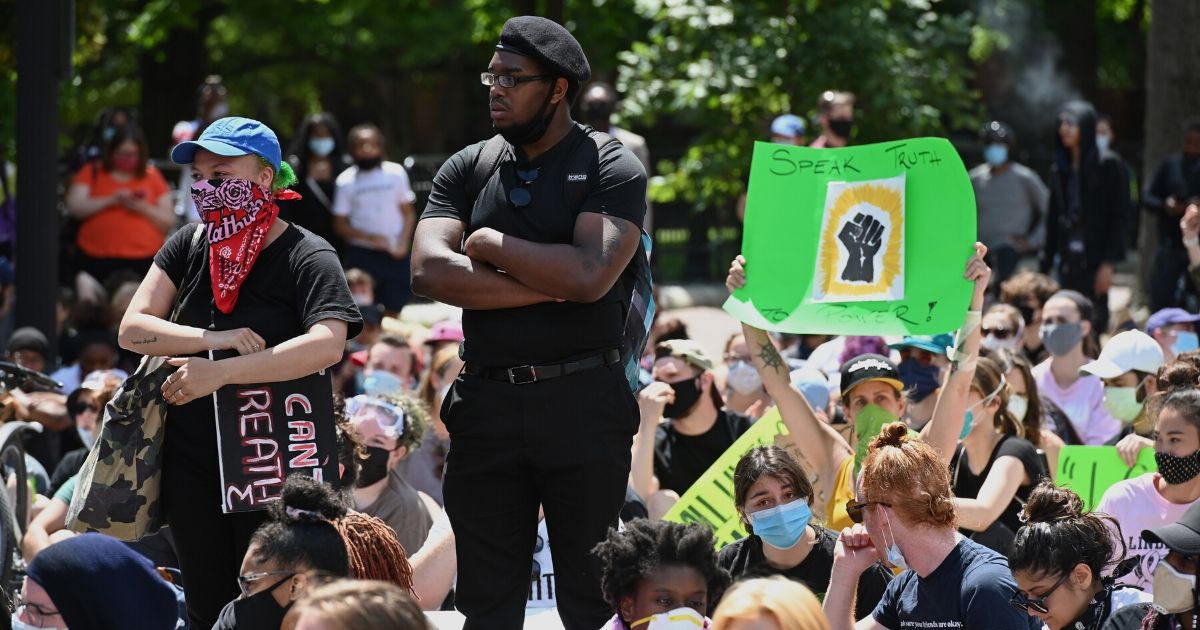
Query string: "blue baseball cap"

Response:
xmin=789 ymin=368 xmax=831 ymax=413
xmin=170 ymin=117 xmax=282 ymax=172
xmin=889 ymin=334 xmax=954 ymax=356
xmin=771 ymin=114 xmax=806 ymax=139
xmin=1146 ymin=308 xmax=1200 ymax=335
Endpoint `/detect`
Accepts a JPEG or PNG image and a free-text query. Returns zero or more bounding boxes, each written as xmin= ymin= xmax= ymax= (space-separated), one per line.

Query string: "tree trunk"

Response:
xmin=1138 ymin=0 xmax=1200 ymax=305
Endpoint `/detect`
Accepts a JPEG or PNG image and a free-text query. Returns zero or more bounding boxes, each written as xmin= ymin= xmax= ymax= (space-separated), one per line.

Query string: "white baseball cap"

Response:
xmin=1080 ymin=330 xmax=1164 ymax=379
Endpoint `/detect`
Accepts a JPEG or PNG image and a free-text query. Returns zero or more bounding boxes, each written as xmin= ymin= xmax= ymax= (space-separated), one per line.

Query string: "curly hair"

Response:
xmin=593 ymin=519 xmax=731 ymax=622
xmin=1010 ymin=481 xmax=1124 ymax=582
xmin=861 ymin=423 xmax=956 ymax=528
xmin=250 ymin=475 xmax=352 ymax=577
xmin=365 ymin=391 xmax=429 ymax=454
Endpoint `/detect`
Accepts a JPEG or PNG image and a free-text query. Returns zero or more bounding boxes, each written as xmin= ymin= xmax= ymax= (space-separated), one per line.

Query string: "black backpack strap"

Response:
xmin=465 ymin=135 xmax=508 ymax=214
xmin=563 ymin=128 xmax=621 ymax=214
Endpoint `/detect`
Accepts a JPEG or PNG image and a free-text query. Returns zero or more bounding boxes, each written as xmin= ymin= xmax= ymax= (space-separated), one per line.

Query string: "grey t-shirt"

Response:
xmin=970 ymin=162 xmax=1050 ymax=251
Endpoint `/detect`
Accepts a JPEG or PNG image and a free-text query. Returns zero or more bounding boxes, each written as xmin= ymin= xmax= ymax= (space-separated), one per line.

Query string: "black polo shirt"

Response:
xmin=421 ymin=124 xmax=647 ymax=366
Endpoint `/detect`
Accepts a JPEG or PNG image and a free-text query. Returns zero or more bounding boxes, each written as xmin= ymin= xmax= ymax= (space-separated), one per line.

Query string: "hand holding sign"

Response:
xmin=838 ymin=212 xmax=885 ymax=283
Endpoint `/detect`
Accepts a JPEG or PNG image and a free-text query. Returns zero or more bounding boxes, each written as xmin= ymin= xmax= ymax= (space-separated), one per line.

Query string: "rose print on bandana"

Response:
xmin=190 ymin=178 xmax=300 ymax=313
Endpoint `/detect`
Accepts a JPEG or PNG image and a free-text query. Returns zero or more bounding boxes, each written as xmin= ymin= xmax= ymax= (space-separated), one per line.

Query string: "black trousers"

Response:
xmin=442 ymin=361 xmax=637 ymax=630
xmin=162 ymin=449 xmax=267 ymax=628
xmin=1150 ymin=246 xmax=1195 ymax=312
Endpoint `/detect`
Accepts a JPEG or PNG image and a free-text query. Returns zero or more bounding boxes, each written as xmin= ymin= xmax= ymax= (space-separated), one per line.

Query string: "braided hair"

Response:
xmin=333 ymin=512 xmax=415 ymax=595
xmin=593 ymin=519 xmax=731 ymax=623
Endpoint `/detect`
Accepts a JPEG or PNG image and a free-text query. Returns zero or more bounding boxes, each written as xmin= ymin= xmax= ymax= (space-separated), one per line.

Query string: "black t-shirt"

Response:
xmin=153 ymin=223 xmax=362 ymax=475
xmin=872 ymin=537 xmax=1042 ymax=629
xmin=718 ymin=527 xmax=893 ymax=621
xmin=421 ymin=124 xmax=647 ymax=366
xmin=950 ymin=435 xmax=1045 ymax=554
xmin=654 ymin=410 xmax=753 ymax=495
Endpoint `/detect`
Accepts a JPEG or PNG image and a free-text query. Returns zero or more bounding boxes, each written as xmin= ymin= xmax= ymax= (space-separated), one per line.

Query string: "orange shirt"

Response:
xmin=72 ymin=162 xmax=170 ymax=259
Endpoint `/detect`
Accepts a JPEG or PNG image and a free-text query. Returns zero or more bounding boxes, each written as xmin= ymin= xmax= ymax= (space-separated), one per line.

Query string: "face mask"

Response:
xmin=494 ymin=83 xmax=560 ymax=146
xmin=1008 ymin=394 xmax=1028 ymax=423
xmin=352 ymin=292 xmax=374 ymax=307
xmin=209 ymin=102 xmax=230 ymax=120
xmin=961 ymin=377 xmax=1006 ymax=439
xmin=881 ymin=507 xmax=910 ymax=571
xmin=1103 ymin=383 xmax=1144 ymax=424
xmin=982 ymin=334 xmax=1019 ymax=352
xmin=356 ymin=445 xmax=391 ymax=487
xmin=363 ymin=371 xmax=404 ymax=396
xmin=308 ymin=137 xmax=335 ymax=157
xmin=1096 ymin=135 xmax=1111 ymax=152
xmin=727 ymin=361 xmax=763 ymax=395
xmin=663 ymin=377 xmax=703 ymax=420
xmin=101 ymin=126 xmax=117 ymax=142
xmin=77 ymin=426 xmax=94 ymax=449
xmin=828 ymin=117 xmax=854 ymax=139
xmin=1173 ymin=331 xmax=1199 ymax=356
xmin=983 ymin=143 xmax=1008 ymax=167
xmin=112 ymin=155 xmax=140 ymax=173
xmin=232 ymin=575 xmax=294 ymax=630
xmin=853 ymin=405 xmax=898 ymax=475
xmin=748 ymin=498 xmax=812 ymax=550
xmin=631 ymin=607 xmax=707 ymax=629
xmin=192 ymin=177 xmax=296 ymax=314
xmin=1153 ymin=561 xmax=1196 ymax=614
xmin=898 ymin=358 xmax=940 ymax=403
xmin=1156 ymin=449 xmax=1200 ymax=485
xmin=1040 ymin=322 xmax=1084 ymax=357
xmin=355 ymin=157 xmax=383 ymax=171
xmin=11 ymin=613 xmax=55 ymax=630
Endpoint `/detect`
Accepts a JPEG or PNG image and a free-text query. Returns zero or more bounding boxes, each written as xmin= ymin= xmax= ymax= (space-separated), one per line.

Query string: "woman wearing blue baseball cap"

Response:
xmin=117 ymin=116 xmax=363 ymax=627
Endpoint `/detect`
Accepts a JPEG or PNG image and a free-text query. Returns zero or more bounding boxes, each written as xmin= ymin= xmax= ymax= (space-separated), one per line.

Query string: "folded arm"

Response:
xmin=465 ymin=212 xmax=641 ymax=303
xmin=410 ymin=217 xmax=560 ymax=310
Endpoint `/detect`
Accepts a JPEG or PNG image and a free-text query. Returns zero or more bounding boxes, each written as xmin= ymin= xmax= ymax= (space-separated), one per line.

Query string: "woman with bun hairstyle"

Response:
xmin=718 ymin=446 xmax=891 ymax=621
xmin=1008 ymin=481 xmax=1150 ymax=630
xmin=950 ymin=356 xmax=1048 ymax=553
xmin=214 ymin=474 xmax=414 ymax=630
xmin=1095 ymin=372 xmax=1200 ymax=594
xmin=823 ymin=423 xmax=1040 ymax=630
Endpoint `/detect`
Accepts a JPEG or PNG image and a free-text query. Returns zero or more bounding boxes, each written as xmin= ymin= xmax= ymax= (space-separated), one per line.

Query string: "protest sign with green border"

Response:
xmin=725 ymin=138 xmax=976 ymax=335
xmin=1056 ymin=445 xmax=1156 ymax=512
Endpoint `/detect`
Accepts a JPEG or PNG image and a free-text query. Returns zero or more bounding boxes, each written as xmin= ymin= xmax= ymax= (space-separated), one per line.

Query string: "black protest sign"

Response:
xmin=210 ymin=350 xmax=339 ymax=513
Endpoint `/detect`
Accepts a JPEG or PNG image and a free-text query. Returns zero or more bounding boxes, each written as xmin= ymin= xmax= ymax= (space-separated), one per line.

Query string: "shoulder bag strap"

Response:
xmin=167 ymin=224 xmax=207 ymax=324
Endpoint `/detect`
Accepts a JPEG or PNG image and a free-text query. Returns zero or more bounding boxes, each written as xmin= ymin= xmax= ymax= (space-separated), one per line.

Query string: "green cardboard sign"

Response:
xmin=1056 ymin=445 xmax=1157 ymax=512
xmin=725 ymin=138 xmax=976 ymax=335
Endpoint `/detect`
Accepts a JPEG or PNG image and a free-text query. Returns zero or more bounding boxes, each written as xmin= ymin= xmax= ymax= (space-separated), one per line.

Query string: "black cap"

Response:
xmin=1143 ymin=501 xmax=1200 ymax=556
xmin=6 ymin=327 xmax=49 ymax=358
xmin=496 ymin=16 xmax=591 ymax=86
xmin=840 ymin=353 xmax=904 ymax=398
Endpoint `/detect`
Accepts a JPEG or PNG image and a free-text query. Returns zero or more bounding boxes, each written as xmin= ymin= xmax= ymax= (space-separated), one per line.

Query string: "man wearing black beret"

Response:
xmin=412 ymin=14 xmax=648 ymax=630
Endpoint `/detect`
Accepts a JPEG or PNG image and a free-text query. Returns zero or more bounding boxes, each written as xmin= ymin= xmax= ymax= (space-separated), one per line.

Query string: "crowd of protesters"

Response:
xmin=1 ymin=12 xmax=1200 ymax=630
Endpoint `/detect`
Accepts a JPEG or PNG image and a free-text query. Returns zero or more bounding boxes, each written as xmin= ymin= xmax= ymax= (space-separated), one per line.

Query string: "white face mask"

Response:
xmin=1152 ymin=560 xmax=1195 ymax=614
xmin=1008 ymin=394 xmax=1028 ymax=423
xmin=77 ymin=426 xmax=95 ymax=450
xmin=11 ymin=612 xmax=55 ymax=630
xmin=726 ymin=360 xmax=763 ymax=395
xmin=881 ymin=507 xmax=910 ymax=571
xmin=631 ymin=607 xmax=707 ymax=629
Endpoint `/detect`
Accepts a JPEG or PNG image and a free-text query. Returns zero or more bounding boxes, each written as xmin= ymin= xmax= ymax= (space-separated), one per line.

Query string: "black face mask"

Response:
xmin=356 ymin=446 xmax=391 ymax=488
xmin=1156 ymin=449 xmax=1200 ymax=485
xmin=494 ymin=83 xmax=559 ymax=147
xmin=355 ymin=157 xmax=383 ymax=171
xmin=663 ymin=377 xmax=703 ymax=419
xmin=232 ymin=575 xmax=294 ymax=629
xmin=829 ymin=117 xmax=854 ymax=139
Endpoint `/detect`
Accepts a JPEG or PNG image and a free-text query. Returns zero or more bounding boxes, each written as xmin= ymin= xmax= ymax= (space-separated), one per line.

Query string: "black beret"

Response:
xmin=6 ymin=326 xmax=48 ymax=358
xmin=496 ymin=16 xmax=591 ymax=85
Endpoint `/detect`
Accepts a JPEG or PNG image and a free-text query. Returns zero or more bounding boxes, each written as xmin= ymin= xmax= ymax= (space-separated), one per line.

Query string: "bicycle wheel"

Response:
xmin=0 ymin=424 xmax=30 ymax=599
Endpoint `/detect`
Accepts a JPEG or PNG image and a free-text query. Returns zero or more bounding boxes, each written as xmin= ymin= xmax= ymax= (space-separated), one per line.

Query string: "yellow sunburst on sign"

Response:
xmin=813 ymin=175 xmax=905 ymax=302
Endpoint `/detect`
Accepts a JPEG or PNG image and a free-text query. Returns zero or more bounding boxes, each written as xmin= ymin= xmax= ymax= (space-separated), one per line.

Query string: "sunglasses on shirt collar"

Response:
xmin=508 ymin=166 xmax=540 ymax=208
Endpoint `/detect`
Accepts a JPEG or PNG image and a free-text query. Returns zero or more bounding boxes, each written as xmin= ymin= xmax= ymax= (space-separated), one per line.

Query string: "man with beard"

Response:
xmin=1145 ymin=119 xmax=1200 ymax=311
xmin=411 ymin=15 xmax=647 ymax=630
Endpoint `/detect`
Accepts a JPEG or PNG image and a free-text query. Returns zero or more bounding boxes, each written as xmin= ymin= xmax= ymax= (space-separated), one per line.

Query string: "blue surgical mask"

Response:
xmin=1173 ymin=331 xmax=1199 ymax=356
xmin=308 ymin=137 xmax=335 ymax=157
xmin=961 ymin=377 xmax=1006 ymax=439
xmin=748 ymin=498 xmax=812 ymax=550
xmin=77 ymin=426 xmax=94 ymax=449
xmin=363 ymin=371 xmax=404 ymax=396
xmin=881 ymin=508 xmax=909 ymax=571
xmin=101 ymin=126 xmax=116 ymax=142
xmin=983 ymin=143 xmax=1008 ymax=167
xmin=1096 ymin=135 xmax=1111 ymax=152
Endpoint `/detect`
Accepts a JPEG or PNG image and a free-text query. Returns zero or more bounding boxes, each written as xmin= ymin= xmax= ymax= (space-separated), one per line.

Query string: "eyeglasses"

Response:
xmin=1010 ymin=572 xmax=1071 ymax=614
xmin=480 ymin=72 xmax=555 ymax=89
xmin=982 ymin=326 xmax=1015 ymax=340
xmin=846 ymin=498 xmax=891 ymax=524
xmin=509 ymin=166 xmax=540 ymax=208
xmin=14 ymin=591 xmax=61 ymax=627
xmin=237 ymin=570 xmax=294 ymax=598
xmin=70 ymin=401 xmax=99 ymax=415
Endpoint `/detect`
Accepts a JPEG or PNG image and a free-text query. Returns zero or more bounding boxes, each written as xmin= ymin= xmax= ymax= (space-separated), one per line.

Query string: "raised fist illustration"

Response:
xmin=838 ymin=212 xmax=885 ymax=282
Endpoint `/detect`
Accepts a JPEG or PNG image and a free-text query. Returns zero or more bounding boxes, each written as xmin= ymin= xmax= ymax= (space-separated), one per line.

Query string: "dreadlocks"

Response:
xmin=334 ymin=512 xmax=416 ymax=596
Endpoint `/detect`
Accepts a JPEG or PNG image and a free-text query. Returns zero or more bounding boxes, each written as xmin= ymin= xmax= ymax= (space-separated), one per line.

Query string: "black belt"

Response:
xmin=464 ymin=349 xmax=620 ymax=385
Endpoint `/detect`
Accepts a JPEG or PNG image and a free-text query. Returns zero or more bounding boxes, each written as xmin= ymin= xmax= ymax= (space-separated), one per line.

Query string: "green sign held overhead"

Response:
xmin=1056 ymin=445 xmax=1157 ymax=512
xmin=725 ymin=138 xmax=977 ymax=335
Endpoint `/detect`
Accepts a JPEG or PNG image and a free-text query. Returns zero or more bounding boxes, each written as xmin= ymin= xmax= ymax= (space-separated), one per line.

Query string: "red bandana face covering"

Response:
xmin=190 ymin=178 xmax=301 ymax=313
